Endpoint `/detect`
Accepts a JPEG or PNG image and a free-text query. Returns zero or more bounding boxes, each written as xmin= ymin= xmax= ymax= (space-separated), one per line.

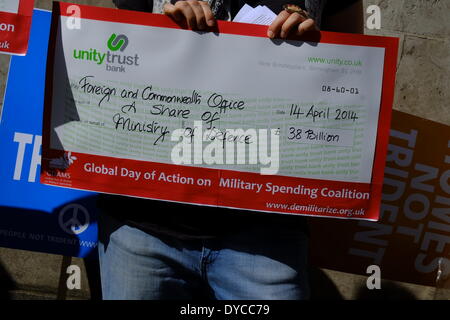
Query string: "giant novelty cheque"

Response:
xmin=41 ymin=2 xmax=399 ymax=221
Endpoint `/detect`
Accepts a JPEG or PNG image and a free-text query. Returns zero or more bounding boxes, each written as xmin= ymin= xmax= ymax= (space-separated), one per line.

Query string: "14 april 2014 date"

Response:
xmin=289 ymin=104 xmax=359 ymax=123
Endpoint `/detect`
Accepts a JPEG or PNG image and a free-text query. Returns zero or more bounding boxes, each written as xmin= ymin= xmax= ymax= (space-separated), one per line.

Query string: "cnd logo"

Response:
xmin=107 ymin=34 xmax=129 ymax=52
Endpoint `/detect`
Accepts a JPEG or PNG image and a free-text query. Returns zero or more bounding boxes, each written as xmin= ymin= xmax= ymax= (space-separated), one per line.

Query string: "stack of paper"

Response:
xmin=233 ymin=3 xmax=276 ymax=25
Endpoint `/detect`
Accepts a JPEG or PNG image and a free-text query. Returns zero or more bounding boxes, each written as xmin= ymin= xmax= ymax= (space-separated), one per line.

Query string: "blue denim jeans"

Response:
xmin=98 ymin=213 xmax=310 ymax=300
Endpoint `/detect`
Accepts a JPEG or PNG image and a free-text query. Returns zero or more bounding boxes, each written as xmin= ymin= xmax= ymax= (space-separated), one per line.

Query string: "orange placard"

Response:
xmin=309 ymin=110 xmax=450 ymax=286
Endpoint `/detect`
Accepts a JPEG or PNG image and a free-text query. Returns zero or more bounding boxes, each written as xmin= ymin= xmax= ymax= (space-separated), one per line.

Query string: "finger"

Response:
xmin=280 ymin=12 xmax=306 ymax=38
xmin=199 ymin=1 xmax=215 ymax=27
xmin=186 ymin=0 xmax=207 ymax=30
xmin=267 ymin=10 xmax=290 ymax=38
xmin=175 ymin=1 xmax=197 ymax=29
xmin=163 ymin=3 xmax=184 ymax=22
xmin=296 ymin=18 xmax=318 ymax=36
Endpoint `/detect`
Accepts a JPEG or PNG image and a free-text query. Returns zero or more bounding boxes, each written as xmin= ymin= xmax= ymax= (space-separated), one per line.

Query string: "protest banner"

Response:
xmin=309 ymin=110 xmax=450 ymax=286
xmin=0 ymin=0 xmax=34 ymax=55
xmin=0 ymin=9 xmax=98 ymax=258
xmin=41 ymin=2 xmax=398 ymax=221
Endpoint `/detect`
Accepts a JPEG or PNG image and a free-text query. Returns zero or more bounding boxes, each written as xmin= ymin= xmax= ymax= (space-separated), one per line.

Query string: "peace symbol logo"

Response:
xmin=58 ymin=203 xmax=90 ymax=235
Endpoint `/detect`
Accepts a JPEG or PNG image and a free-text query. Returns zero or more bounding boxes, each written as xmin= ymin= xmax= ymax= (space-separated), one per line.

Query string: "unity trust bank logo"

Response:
xmin=107 ymin=33 xmax=128 ymax=52
xmin=72 ymin=33 xmax=139 ymax=72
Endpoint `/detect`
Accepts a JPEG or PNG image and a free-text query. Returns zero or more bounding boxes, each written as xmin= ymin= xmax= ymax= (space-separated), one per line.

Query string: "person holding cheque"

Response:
xmin=98 ymin=0 xmax=364 ymax=300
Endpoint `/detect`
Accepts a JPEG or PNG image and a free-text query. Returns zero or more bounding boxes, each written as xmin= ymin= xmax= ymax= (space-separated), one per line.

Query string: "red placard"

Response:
xmin=0 ymin=0 xmax=34 ymax=55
